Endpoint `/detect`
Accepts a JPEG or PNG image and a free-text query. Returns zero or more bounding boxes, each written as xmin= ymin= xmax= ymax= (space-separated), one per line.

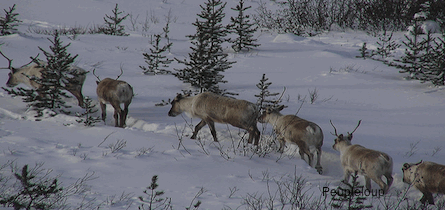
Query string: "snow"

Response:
xmin=0 ymin=0 xmax=445 ymax=209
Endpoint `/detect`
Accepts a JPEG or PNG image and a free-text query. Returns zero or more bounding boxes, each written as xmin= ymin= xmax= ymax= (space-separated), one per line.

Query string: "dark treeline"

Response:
xmin=254 ymin=0 xmax=445 ymax=36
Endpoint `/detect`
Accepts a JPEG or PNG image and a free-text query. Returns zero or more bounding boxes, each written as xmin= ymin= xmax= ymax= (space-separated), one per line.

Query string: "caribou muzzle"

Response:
xmin=168 ymin=110 xmax=180 ymax=117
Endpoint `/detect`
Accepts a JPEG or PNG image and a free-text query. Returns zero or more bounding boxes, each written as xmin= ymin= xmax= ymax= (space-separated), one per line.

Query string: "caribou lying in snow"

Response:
xmin=402 ymin=160 xmax=445 ymax=205
xmin=331 ymin=120 xmax=393 ymax=194
xmin=95 ymin=70 xmax=133 ymax=128
xmin=1 ymin=51 xmax=87 ymax=107
xmin=258 ymin=105 xmax=323 ymax=174
xmin=168 ymin=92 xmax=260 ymax=145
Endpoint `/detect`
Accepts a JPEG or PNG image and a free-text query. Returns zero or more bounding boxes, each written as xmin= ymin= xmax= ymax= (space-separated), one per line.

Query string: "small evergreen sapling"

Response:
xmin=138 ymin=175 xmax=172 ymax=210
xmin=140 ymin=34 xmax=173 ymax=75
xmin=356 ymin=42 xmax=371 ymax=59
xmin=162 ymin=21 xmax=172 ymax=53
xmin=419 ymin=36 xmax=445 ymax=85
xmin=391 ymin=16 xmax=426 ymax=80
xmin=254 ymin=73 xmax=282 ymax=113
xmin=0 ymin=165 xmax=62 ymax=210
xmin=330 ymin=172 xmax=373 ymax=210
xmin=76 ymin=96 xmax=101 ymax=127
xmin=374 ymin=32 xmax=401 ymax=59
xmin=0 ymin=4 xmax=21 ymax=36
xmin=228 ymin=0 xmax=260 ymax=52
xmin=99 ymin=3 xmax=129 ymax=36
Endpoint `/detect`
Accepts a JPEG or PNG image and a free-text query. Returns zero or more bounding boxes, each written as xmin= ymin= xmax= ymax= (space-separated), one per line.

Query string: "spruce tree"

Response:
xmin=228 ymin=0 xmax=260 ymax=52
xmin=391 ymin=19 xmax=425 ymax=80
xmin=174 ymin=0 xmax=236 ymax=95
xmin=162 ymin=21 xmax=172 ymax=52
xmin=99 ymin=3 xmax=129 ymax=36
xmin=0 ymin=165 xmax=62 ymax=209
xmin=76 ymin=96 xmax=101 ymax=127
xmin=140 ymin=34 xmax=173 ymax=75
xmin=31 ymin=31 xmax=78 ymax=117
xmin=0 ymin=4 xmax=21 ymax=36
xmin=138 ymin=175 xmax=173 ymax=210
xmin=255 ymin=74 xmax=281 ymax=113
xmin=374 ymin=31 xmax=400 ymax=59
xmin=420 ymin=37 xmax=445 ymax=85
xmin=356 ymin=42 xmax=370 ymax=59
xmin=330 ymin=172 xmax=373 ymax=210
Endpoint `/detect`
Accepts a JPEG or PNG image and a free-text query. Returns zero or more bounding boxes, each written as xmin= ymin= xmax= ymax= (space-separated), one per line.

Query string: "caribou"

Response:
xmin=402 ymin=160 xmax=445 ymax=205
xmin=94 ymin=69 xmax=133 ymax=128
xmin=1 ymin=50 xmax=87 ymax=107
xmin=258 ymin=105 xmax=324 ymax=174
xmin=168 ymin=92 xmax=260 ymax=145
xmin=331 ymin=120 xmax=393 ymax=194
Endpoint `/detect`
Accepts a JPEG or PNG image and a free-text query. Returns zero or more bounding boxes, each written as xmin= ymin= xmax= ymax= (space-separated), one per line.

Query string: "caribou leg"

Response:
xmin=191 ymin=120 xmax=207 ymax=139
xmin=100 ymin=102 xmax=107 ymax=124
xmin=111 ymin=102 xmax=123 ymax=127
xmin=206 ymin=120 xmax=218 ymax=142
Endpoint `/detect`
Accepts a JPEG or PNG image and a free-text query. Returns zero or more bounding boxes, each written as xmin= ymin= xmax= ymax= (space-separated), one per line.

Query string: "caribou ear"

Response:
xmin=338 ymin=134 xmax=344 ymax=140
xmin=416 ymin=160 xmax=423 ymax=165
xmin=175 ymin=93 xmax=183 ymax=100
xmin=277 ymin=105 xmax=285 ymax=112
xmin=347 ymin=133 xmax=353 ymax=141
xmin=403 ymin=163 xmax=411 ymax=170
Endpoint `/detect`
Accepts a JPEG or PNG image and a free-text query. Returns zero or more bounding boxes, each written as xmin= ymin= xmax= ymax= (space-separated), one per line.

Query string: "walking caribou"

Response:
xmin=331 ymin=120 xmax=393 ymax=194
xmin=402 ymin=160 xmax=445 ymax=205
xmin=94 ymin=69 xmax=133 ymax=128
xmin=168 ymin=92 xmax=260 ymax=145
xmin=258 ymin=105 xmax=324 ymax=174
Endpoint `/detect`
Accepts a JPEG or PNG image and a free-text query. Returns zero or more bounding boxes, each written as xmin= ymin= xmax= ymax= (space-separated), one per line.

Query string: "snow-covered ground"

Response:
xmin=0 ymin=0 xmax=444 ymax=209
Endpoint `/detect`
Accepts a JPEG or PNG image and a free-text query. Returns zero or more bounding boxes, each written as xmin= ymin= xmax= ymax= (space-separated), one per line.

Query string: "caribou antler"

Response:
xmin=116 ymin=63 xmax=124 ymax=80
xmin=92 ymin=68 xmax=101 ymax=82
xmin=20 ymin=54 xmax=40 ymax=68
xmin=0 ymin=47 xmax=13 ymax=70
xmin=347 ymin=120 xmax=362 ymax=136
xmin=274 ymin=86 xmax=286 ymax=105
xmin=345 ymin=120 xmax=362 ymax=140
xmin=0 ymin=47 xmax=41 ymax=70
xmin=330 ymin=120 xmax=338 ymax=136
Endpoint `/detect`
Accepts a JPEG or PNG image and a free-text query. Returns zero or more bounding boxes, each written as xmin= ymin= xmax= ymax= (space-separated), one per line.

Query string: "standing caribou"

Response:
xmin=94 ymin=69 xmax=133 ymax=128
xmin=258 ymin=105 xmax=324 ymax=174
xmin=402 ymin=160 xmax=445 ymax=205
xmin=168 ymin=92 xmax=260 ymax=145
xmin=1 ymin=50 xmax=87 ymax=107
xmin=331 ymin=120 xmax=393 ymax=194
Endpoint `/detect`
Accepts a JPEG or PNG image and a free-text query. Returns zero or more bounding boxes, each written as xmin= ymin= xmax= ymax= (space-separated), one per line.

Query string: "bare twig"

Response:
xmin=98 ymin=131 xmax=116 ymax=147
xmin=174 ymin=122 xmax=192 ymax=156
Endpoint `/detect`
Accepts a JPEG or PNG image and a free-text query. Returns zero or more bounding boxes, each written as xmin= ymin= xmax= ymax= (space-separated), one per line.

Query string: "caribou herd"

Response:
xmin=1 ymin=52 xmax=444 ymax=205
